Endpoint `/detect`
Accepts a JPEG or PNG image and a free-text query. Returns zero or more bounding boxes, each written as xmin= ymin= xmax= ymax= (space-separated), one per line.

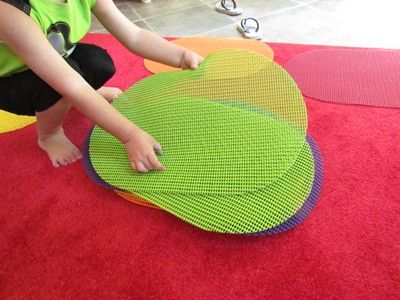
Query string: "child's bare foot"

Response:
xmin=38 ymin=128 xmax=82 ymax=167
xmin=97 ymin=87 xmax=123 ymax=103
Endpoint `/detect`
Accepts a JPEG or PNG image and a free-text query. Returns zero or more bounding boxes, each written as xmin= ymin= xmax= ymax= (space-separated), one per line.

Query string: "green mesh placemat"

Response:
xmin=86 ymin=127 xmax=314 ymax=233
xmin=128 ymin=98 xmax=313 ymax=232
xmin=90 ymin=96 xmax=305 ymax=194
xmin=84 ymin=100 xmax=321 ymax=234
xmin=89 ymin=49 xmax=307 ymax=194
xmin=87 ymin=102 xmax=314 ymax=233
xmin=126 ymin=49 xmax=307 ymax=132
xmin=134 ymin=139 xmax=314 ymax=233
xmin=87 ymin=48 xmax=314 ymax=233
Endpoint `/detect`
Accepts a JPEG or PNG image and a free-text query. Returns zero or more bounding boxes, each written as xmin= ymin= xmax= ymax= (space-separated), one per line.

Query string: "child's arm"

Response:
xmin=92 ymin=0 xmax=203 ymax=69
xmin=0 ymin=1 xmax=163 ymax=173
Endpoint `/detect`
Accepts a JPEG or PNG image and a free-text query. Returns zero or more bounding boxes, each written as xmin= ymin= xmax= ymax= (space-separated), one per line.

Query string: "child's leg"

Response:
xmin=0 ymin=64 xmax=80 ymax=167
xmin=36 ymin=44 xmax=119 ymax=167
xmin=0 ymin=43 xmax=117 ymax=167
xmin=36 ymin=98 xmax=82 ymax=167
xmin=70 ymin=43 xmax=122 ymax=102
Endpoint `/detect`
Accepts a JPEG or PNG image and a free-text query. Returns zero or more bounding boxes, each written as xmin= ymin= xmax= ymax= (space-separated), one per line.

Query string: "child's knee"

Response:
xmin=98 ymin=55 xmax=116 ymax=82
xmin=86 ymin=48 xmax=116 ymax=86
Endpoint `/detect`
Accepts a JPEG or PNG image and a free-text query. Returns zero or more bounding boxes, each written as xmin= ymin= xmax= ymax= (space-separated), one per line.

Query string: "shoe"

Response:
xmin=215 ymin=0 xmax=243 ymax=16
xmin=141 ymin=0 xmax=151 ymax=3
xmin=237 ymin=18 xmax=263 ymax=40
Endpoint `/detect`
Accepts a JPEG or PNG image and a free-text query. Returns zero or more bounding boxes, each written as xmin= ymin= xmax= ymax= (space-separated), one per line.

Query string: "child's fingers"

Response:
xmin=140 ymin=156 xmax=153 ymax=171
xmin=148 ymin=152 xmax=164 ymax=171
xmin=153 ymin=142 xmax=163 ymax=155
xmin=52 ymin=159 xmax=60 ymax=168
xmin=135 ymin=161 xmax=149 ymax=173
xmin=131 ymin=156 xmax=153 ymax=173
xmin=188 ymin=57 xmax=197 ymax=69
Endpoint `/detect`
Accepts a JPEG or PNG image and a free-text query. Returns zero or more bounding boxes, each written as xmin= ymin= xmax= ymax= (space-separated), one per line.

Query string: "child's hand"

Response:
xmin=179 ymin=50 xmax=203 ymax=70
xmin=123 ymin=128 xmax=164 ymax=173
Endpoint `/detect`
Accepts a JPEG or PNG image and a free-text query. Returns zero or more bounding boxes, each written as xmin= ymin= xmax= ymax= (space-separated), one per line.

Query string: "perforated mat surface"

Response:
xmin=83 ymin=131 xmax=322 ymax=234
xmin=86 ymin=49 xmax=318 ymax=233
xmin=135 ymin=49 xmax=307 ymax=130
xmin=90 ymin=96 xmax=305 ymax=194
xmin=285 ymin=49 xmax=400 ymax=108
xmin=90 ymin=49 xmax=308 ymax=195
xmin=256 ymin=135 xmax=323 ymax=235
xmin=144 ymin=37 xmax=274 ymax=74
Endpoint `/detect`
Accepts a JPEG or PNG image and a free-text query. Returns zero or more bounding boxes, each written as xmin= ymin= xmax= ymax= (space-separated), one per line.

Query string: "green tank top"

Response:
xmin=0 ymin=0 xmax=96 ymax=77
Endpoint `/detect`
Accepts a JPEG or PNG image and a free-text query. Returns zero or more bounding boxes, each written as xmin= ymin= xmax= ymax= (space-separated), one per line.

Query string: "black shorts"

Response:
xmin=0 ymin=43 xmax=116 ymax=116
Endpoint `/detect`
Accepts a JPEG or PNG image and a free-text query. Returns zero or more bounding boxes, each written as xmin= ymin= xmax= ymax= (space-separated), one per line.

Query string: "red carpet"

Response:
xmin=1 ymin=34 xmax=399 ymax=299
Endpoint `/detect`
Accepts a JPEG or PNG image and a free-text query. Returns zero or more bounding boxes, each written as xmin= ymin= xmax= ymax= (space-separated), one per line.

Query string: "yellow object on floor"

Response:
xmin=144 ymin=36 xmax=274 ymax=73
xmin=0 ymin=110 xmax=36 ymax=133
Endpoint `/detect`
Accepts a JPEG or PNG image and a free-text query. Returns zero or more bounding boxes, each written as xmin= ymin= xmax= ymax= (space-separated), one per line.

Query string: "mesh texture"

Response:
xmin=90 ymin=49 xmax=307 ymax=194
xmin=90 ymin=97 xmax=305 ymax=194
xmin=84 ymin=129 xmax=319 ymax=234
xmin=132 ymin=141 xmax=313 ymax=233
xmin=255 ymin=135 xmax=323 ymax=235
xmin=86 ymin=49 xmax=317 ymax=233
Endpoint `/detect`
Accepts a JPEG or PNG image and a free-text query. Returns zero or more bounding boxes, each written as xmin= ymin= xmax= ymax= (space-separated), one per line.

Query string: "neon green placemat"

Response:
xmin=86 ymin=98 xmax=317 ymax=233
xmin=87 ymin=128 xmax=314 ymax=233
xmin=134 ymin=139 xmax=314 ymax=233
xmin=121 ymin=48 xmax=307 ymax=133
xmin=123 ymin=100 xmax=314 ymax=233
xmin=87 ymin=48 xmax=314 ymax=233
xmin=90 ymin=96 xmax=305 ymax=194
xmin=89 ymin=49 xmax=308 ymax=194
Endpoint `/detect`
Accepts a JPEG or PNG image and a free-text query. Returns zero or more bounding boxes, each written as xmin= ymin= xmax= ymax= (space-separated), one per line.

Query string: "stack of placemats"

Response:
xmin=84 ymin=49 xmax=323 ymax=234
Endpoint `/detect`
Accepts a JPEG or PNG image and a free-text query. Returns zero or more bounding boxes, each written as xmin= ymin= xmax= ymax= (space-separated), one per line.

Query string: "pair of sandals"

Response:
xmin=215 ymin=0 xmax=263 ymax=40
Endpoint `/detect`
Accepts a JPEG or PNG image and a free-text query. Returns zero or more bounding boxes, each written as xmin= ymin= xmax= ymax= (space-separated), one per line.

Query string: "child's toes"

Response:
xmin=58 ymin=158 xmax=69 ymax=166
xmin=51 ymin=158 xmax=60 ymax=167
xmin=74 ymin=149 xmax=83 ymax=159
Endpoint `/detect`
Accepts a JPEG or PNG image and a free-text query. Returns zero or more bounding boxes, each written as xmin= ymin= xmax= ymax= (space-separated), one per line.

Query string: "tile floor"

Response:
xmin=91 ymin=0 xmax=400 ymax=49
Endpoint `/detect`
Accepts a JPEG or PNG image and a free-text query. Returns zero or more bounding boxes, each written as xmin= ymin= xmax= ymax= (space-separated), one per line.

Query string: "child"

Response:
xmin=0 ymin=0 xmax=203 ymax=173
